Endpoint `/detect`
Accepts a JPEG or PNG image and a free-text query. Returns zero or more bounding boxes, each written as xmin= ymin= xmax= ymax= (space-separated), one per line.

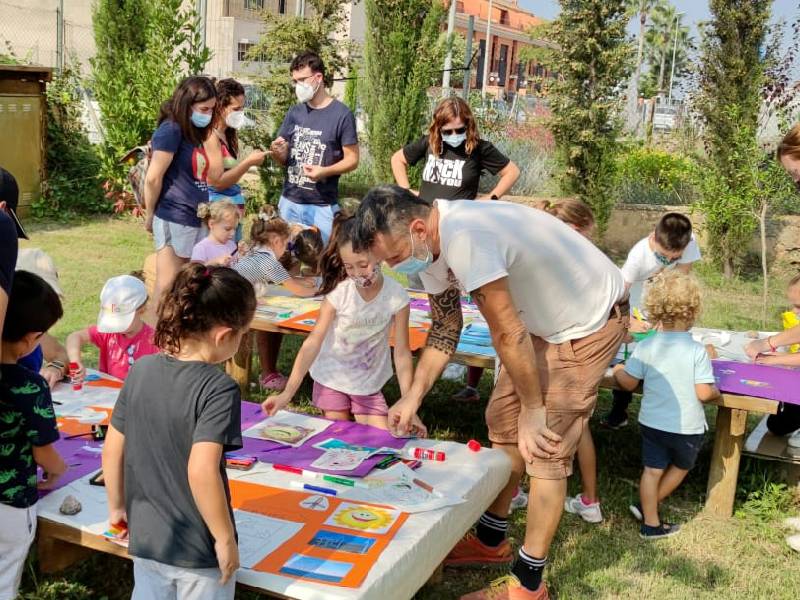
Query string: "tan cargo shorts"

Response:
xmin=485 ymin=302 xmax=628 ymax=479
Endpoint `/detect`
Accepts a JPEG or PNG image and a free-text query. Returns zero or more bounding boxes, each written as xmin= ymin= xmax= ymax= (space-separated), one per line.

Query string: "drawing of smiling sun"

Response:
xmin=332 ymin=505 xmax=394 ymax=531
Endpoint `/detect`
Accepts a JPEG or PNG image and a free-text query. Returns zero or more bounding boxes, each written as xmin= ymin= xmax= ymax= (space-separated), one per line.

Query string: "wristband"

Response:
xmin=46 ymin=360 xmax=66 ymax=374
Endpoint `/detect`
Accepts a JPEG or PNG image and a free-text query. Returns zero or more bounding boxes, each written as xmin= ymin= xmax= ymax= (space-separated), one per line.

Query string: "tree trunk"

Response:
xmin=723 ymin=256 xmax=734 ymax=279
xmin=759 ymin=202 xmax=769 ymax=329
xmin=635 ymin=10 xmax=647 ymax=84
xmin=625 ymin=8 xmax=648 ymax=133
xmin=657 ymin=43 xmax=667 ymax=94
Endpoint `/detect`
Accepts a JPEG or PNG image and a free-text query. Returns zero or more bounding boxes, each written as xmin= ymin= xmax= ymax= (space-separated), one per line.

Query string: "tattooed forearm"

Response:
xmin=426 ymin=286 xmax=462 ymax=355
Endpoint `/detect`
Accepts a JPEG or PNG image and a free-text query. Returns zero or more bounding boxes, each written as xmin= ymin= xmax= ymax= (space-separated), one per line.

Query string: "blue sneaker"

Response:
xmin=640 ymin=522 xmax=680 ymax=540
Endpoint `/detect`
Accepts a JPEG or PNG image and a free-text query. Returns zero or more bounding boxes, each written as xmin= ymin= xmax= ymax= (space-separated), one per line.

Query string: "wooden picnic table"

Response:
xmin=228 ymin=316 xmax=780 ymax=519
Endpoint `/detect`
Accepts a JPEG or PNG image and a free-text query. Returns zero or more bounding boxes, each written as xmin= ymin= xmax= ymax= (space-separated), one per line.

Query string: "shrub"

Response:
xmin=613 ymin=147 xmax=696 ymax=206
xmin=35 ymin=61 xmax=106 ymax=217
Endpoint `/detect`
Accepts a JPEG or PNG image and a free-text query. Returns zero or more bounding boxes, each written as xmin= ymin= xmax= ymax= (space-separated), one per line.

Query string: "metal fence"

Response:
xmin=0 ymin=0 xmax=95 ymax=74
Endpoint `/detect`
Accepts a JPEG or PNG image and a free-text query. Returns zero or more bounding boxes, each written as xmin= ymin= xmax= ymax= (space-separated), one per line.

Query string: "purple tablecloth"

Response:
xmin=713 ymin=360 xmax=800 ymax=405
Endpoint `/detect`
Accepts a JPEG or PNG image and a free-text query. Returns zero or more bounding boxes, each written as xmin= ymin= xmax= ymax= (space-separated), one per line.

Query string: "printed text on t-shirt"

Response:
xmin=423 ymin=156 xmax=465 ymax=187
xmin=288 ymin=125 xmax=327 ymax=190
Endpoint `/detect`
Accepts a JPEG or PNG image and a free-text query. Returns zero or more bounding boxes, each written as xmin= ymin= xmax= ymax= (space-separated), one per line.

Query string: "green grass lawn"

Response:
xmin=17 ymin=215 xmax=800 ymax=600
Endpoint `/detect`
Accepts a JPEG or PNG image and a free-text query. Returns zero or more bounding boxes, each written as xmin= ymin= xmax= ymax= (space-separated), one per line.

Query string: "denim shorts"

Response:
xmin=640 ymin=423 xmax=704 ymax=470
xmin=152 ymin=215 xmax=203 ymax=259
xmin=278 ymin=196 xmax=339 ymax=244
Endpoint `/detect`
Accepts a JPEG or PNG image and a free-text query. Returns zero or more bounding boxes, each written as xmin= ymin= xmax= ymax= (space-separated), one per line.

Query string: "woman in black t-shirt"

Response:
xmin=391 ymin=97 xmax=519 ymax=203
xmin=391 ymin=97 xmax=520 ymax=403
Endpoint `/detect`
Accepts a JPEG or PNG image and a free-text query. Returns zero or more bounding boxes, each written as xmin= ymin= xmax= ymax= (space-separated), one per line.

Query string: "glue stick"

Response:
xmin=404 ymin=447 xmax=445 ymax=461
xmin=69 ymin=362 xmax=82 ymax=392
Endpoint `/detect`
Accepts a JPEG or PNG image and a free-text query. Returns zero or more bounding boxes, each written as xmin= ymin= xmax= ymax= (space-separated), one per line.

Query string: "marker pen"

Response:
xmin=289 ymin=481 xmax=338 ymax=496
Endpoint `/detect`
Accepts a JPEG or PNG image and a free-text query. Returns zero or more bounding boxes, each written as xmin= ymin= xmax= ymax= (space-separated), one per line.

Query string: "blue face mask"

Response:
xmin=392 ymin=231 xmax=432 ymax=275
xmin=191 ymin=110 xmax=212 ymax=128
xmin=442 ymin=132 xmax=467 ymax=148
xmin=654 ymin=251 xmax=678 ymax=267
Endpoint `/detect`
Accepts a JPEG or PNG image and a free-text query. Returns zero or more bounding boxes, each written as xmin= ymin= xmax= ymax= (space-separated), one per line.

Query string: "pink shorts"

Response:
xmin=312 ymin=381 xmax=389 ymax=416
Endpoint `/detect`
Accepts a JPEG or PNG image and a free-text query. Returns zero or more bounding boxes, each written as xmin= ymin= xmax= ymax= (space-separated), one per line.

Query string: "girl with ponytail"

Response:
xmin=261 ymin=213 xmax=415 ymax=430
xmin=103 ymin=264 xmax=256 ymax=596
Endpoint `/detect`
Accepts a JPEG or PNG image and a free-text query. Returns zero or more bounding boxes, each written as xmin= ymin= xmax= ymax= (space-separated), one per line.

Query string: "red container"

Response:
xmin=68 ymin=362 xmax=82 ymax=391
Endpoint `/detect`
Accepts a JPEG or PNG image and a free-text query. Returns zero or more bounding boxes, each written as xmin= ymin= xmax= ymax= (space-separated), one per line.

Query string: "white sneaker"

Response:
xmin=787 ymin=430 xmax=800 ymax=448
xmin=564 ymin=494 xmax=603 ymax=523
xmin=787 ymin=533 xmax=800 ymax=552
xmin=510 ymin=488 xmax=528 ymax=511
xmin=783 ymin=517 xmax=800 ymax=531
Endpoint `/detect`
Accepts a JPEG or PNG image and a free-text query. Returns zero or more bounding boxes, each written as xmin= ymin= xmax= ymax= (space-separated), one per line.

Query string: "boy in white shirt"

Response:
xmin=603 ymin=212 xmax=702 ymax=429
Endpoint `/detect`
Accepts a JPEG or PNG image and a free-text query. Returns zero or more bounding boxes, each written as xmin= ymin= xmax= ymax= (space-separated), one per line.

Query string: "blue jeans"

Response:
xmin=278 ymin=196 xmax=339 ymax=244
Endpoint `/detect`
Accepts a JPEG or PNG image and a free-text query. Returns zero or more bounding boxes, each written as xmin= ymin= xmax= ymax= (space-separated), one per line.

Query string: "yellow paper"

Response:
xmin=782 ymin=311 xmax=800 ymax=353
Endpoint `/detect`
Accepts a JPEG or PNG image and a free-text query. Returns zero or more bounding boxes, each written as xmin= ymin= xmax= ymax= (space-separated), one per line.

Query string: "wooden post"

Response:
xmin=37 ymin=534 xmax=91 ymax=573
xmin=705 ymin=406 xmax=748 ymax=518
xmin=227 ymin=331 xmax=253 ymax=395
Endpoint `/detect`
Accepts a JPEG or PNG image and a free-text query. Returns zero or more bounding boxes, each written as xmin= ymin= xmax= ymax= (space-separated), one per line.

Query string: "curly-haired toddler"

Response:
xmin=613 ymin=269 xmax=720 ymax=540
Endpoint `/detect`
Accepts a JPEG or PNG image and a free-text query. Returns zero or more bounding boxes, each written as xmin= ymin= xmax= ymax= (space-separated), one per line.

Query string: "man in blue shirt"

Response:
xmin=269 ymin=52 xmax=359 ymax=244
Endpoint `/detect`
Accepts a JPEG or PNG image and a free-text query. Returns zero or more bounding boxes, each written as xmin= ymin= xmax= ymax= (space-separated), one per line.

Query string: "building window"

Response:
xmin=238 ymin=42 xmax=255 ymax=62
xmin=244 ymin=0 xmax=264 ymax=9
xmin=278 ymin=0 xmax=286 ymax=12
xmin=499 ymin=10 xmax=509 ymax=25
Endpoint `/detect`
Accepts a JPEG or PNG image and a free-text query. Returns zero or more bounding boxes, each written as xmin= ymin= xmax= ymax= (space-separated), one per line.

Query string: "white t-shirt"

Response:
xmin=621 ymin=235 xmax=701 ymax=311
xmin=419 ymin=200 xmax=626 ymax=344
xmin=310 ymin=276 xmax=410 ymax=395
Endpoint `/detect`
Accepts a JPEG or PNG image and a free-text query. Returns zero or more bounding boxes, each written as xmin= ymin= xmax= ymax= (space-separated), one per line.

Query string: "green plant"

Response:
xmin=91 ymin=0 xmax=211 ymax=190
xmin=614 ymin=147 xmax=696 ymax=205
xmin=547 ymin=0 xmax=632 ymax=234
xmin=35 ymin=59 xmax=106 ymax=217
xmin=362 ymin=0 xmax=446 ymax=183
xmin=248 ymin=0 xmax=357 ymax=204
xmin=344 ymin=63 xmax=359 ymax=112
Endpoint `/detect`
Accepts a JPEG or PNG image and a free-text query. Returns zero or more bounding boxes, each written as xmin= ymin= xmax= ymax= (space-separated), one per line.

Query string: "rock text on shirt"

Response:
xmin=288 ymin=125 xmax=327 ymax=190
xmin=422 ymin=155 xmax=466 ymax=187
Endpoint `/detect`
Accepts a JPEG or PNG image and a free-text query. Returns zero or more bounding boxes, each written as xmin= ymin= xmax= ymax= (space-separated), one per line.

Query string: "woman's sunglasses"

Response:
xmin=441 ymin=126 xmax=467 ymax=135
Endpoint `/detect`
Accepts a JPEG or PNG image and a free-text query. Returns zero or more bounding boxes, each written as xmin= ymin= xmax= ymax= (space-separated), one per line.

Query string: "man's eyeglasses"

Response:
xmin=291 ymin=74 xmax=317 ymax=87
xmin=441 ymin=126 xmax=467 ymax=135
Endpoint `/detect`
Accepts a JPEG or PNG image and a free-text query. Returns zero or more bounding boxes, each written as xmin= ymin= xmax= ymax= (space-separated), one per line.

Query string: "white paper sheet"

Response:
xmin=234 ymin=510 xmax=304 ymax=569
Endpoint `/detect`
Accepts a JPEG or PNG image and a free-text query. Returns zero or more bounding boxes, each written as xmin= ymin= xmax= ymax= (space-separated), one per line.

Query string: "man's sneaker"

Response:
xmin=453 ymin=386 xmax=480 ymax=402
xmin=601 ymin=411 xmax=628 ymax=430
xmin=510 ymin=487 xmax=528 ymax=511
xmin=629 ymin=502 xmax=643 ymax=522
xmin=564 ymin=494 xmax=603 ymax=523
xmin=444 ymin=532 xmax=513 ymax=567
xmin=460 ymin=575 xmax=550 ymax=600
xmin=640 ymin=522 xmax=681 ymax=540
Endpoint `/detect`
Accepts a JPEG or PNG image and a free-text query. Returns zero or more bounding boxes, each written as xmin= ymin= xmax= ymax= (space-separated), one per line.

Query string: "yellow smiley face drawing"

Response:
xmin=333 ymin=506 xmax=394 ymax=531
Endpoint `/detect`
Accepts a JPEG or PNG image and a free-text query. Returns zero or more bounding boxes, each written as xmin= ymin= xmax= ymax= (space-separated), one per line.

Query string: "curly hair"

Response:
xmin=249 ymin=205 xmax=291 ymax=247
xmin=644 ymin=269 xmax=702 ymax=326
xmin=533 ymin=198 xmax=595 ymax=234
xmin=318 ymin=212 xmax=358 ymax=295
xmin=155 ymin=263 xmax=256 ymax=355
xmin=197 ymin=199 xmax=240 ymax=225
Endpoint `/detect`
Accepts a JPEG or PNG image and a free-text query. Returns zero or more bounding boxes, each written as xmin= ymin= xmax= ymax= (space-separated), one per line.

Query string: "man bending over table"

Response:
xmin=353 ymin=186 xmax=627 ymax=600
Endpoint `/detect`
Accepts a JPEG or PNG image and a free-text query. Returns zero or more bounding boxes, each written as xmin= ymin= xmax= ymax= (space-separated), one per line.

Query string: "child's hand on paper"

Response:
xmin=215 ymin=536 xmax=240 ymax=584
xmin=261 ymin=392 xmax=291 ymax=416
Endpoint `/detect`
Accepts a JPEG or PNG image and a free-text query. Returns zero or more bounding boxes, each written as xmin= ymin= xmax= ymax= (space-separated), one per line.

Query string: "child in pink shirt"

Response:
xmin=66 ymin=275 xmax=159 ymax=381
xmin=190 ymin=200 xmax=240 ymax=265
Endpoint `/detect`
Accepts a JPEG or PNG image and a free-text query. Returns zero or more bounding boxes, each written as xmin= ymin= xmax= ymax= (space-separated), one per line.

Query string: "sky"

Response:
xmin=519 ymin=0 xmax=800 ymax=36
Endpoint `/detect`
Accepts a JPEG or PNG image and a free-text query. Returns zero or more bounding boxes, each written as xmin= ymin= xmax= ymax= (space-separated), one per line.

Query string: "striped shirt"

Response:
xmin=233 ymin=249 xmax=290 ymax=285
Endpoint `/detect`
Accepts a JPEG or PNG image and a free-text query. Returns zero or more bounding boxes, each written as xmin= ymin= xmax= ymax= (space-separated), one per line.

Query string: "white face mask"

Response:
xmin=225 ymin=110 xmax=247 ymax=130
xmin=295 ymin=77 xmax=320 ymax=103
xmin=442 ymin=132 xmax=467 ymax=148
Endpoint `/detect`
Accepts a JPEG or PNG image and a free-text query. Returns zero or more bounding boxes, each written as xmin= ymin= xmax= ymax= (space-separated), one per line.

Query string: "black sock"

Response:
xmin=512 ymin=548 xmax=547 ymax=591
xmin=475 ymin=511 xmax=507 ymax=547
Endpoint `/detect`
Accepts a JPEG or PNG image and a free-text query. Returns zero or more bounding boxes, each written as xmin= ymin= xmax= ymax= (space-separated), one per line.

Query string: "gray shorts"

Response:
xmin=132 ymin=557 xmax=235 ymax=600
xmin=153 ymin=215 xmax=203 ymax=259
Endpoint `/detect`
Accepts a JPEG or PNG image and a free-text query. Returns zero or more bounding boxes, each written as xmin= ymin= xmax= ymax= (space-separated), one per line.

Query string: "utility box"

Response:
xmin=0 ymin=65 xmax=53 ymax=217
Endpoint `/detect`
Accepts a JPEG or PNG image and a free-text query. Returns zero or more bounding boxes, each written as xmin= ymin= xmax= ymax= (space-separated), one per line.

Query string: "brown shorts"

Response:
xmin=485 ymin=303 xmax=627 ymax=479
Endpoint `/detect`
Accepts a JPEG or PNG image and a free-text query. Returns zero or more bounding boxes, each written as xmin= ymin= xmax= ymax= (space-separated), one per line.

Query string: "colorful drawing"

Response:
xmin=261 ymin=423 xmax=315 ymax=445
xmin=311 ymin=448 xmax=372 ymax=471
xmin=325 ymin=502 xmax=399 ymax=534
xmin=233 ymin=510 xmax=304 ymax=569
xmin=309 ymin=530 xmax=376 ymax=555
xmin=280 ymin=554 xmax=354 ymax=583
xmin=740 ymin=379 xmax=771 ymax=388
xmin=299 ymin=494 xmax=330 ymax=511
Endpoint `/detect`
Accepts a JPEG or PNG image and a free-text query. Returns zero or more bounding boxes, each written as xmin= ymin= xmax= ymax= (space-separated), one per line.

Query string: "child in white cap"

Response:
xmin=66 ymin=275 xmax=159 ymax=381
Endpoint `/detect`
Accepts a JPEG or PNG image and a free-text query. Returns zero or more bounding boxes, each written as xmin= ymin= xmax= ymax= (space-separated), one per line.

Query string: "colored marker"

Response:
xmin=273 ymin=464 xmax=368 ymax=488
xmin=272 ymin=463 xmax=302 ymax=475
xmin=405 ymin=447 xmax=446 ymax=462
xmin=412 ymin=478 xmax=434 ymax=493
xmin=290 ymin=481 xmax=338 ymax=496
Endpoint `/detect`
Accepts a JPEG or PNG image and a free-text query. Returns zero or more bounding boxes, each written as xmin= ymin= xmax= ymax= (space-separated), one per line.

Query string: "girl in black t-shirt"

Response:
xmin=391 ymin=97 xmax=520 ymax=203
xmin=391 ymin=97 xmax=520 ymax=403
